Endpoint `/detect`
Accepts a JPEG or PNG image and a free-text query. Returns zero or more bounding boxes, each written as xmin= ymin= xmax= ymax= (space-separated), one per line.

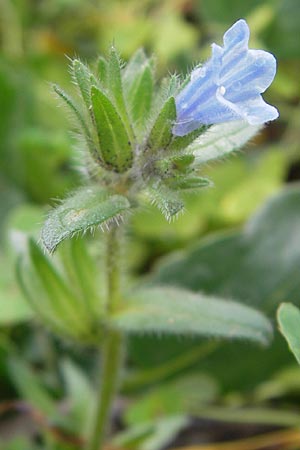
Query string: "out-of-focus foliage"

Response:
xmin=144 ymin=187 xmax=300 ymax=391
xmin=278 ymin=303 xmax=300 ymax=365
xmin=1 ymin=0 xmax=300 ymax=449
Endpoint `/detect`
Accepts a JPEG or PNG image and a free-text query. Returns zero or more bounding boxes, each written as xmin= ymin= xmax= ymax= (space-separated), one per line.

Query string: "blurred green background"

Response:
xmin=1 ymin=0 xmax=300 ymax=449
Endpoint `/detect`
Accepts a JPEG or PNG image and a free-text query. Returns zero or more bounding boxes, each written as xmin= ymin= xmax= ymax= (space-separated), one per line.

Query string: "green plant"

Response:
xmin=16 ymin=20 xmax=279 ymax=450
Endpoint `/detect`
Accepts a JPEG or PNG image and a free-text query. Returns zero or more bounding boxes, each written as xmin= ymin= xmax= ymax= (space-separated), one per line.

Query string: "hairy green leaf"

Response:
xmin=28 ymin=239 xmax=90 ymax=327
xmin=107 ymin=46 xmax=125 ymax=108
xmin=17 ymin=250 xmax=85 ymax=340
xmin=59 ymin=238 xmax=103 ymax=316
xmin=123 ymin=48 xmax=148 ymax=87
xmin=97 ymin=56 xmax=108 ymax=87
xmin=169 ymin=176 xmax=212 ymax=191
xmin=111 ymin=287 xmax=272 ymax=345
xmin=72 ymin=59 xmax=96 ymax=108
xmin=53 ymin=84 xmax=99 ymax=162
xmin=127 ymin=62 xmax=153 ymax=126
xmin=42 ymin=186 xmax=130 ymax=252
xmin=107 ymin=46 xmax=134 ymax=141
xmin=53 ymin=84 xmax=91 ymax=140
xmin=17 ymin=238 xmax=106 ymax=342
xmin=147 ymin=97 xmax=176 ymax=153
xmin=188 ymin=120 xmax=261 ymax=165
xmin=169 ymin=126 xmax=208 ymax=152
xmin=91 ymin=86 xmax=133 ymax=172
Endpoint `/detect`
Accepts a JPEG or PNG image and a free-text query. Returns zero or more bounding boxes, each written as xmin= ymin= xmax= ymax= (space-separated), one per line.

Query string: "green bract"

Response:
xmin=46 ymin=47 xmax=260 ymax=251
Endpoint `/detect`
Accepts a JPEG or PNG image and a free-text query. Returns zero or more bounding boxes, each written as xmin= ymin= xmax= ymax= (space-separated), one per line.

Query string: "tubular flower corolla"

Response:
xmin=173 ymin=19 xmax=279 ymax=136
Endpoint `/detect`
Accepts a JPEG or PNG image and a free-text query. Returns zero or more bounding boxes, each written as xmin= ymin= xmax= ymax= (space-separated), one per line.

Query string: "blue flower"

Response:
xmin=173 ymin=19 xmax=279 ymax=136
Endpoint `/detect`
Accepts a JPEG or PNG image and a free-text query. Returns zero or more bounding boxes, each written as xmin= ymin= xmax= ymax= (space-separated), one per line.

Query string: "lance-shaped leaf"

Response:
xmin=97 ymin=56 xmax=108 ymax=87
xmin=53 ymin=84 xmax=100 ymax=164
xmin=278 ymin=303 xmax=300 ymax=364
xmin=42 ymin=186 xmax=130 ymax=253
xmin=72 ymin=59 xmax=97 ymax=109
xmin=107 ymin=46 xmax=126 ymax=114
xmin=17 ymin=240 xmax=92 ymax=340
xmin=126 ymin=61 xmax=153 ymax=126
xmin=169 ymin=126 xmax=208 ymax=152
xmin=107 ymin=47 xmax=134 ymax=141
xmin=123 ymin=49 xmax=148 ymax=87
xmin=147 ymin=97 xmax=177 ymax=153
xmin=91 ymin=86 xmax=133 ymax=172
xmin=111 ymin=287 xmax=272 ymax=345
xmin=188 ymin=120 xmax=261 ymax=165
xmin=169 ymin=176 xmax=212 ymax=191
xmin=59 ymin=238 xmax=104 ymax=317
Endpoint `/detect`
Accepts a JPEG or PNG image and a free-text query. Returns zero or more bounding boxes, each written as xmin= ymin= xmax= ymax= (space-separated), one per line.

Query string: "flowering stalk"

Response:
xmin=88 ymin=332 xmax=123 ymax=450
xmin=17 ymin=19 xmax=278 ymax=450
xmin=87 ymin=227 xmax=124 ymax=450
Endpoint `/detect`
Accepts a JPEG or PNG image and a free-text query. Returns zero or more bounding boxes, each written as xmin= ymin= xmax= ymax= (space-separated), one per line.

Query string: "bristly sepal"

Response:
xmin=147 ymin=183 xmax=185 ymax=222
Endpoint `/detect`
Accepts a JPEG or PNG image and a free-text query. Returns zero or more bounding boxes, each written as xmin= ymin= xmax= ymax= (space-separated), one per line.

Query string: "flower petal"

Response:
xmin=222 ymin=50 xmax=277 ymax=97
xmin=223 ymin=19 xmax=250 ymax=52
xmin=217 ymin=88 xmax=279 ymax=125
xmin=176 ymin=44 xmax=222 ymax=114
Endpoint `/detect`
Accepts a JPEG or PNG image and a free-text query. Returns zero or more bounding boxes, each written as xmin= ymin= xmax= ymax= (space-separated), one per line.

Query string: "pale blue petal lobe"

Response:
xmin=223 ymin=50 xmax=277 ymax=95
xmin=223 ymin=19 xmax=250 ymax=50
xmin=237 ymin=97 xmax=279 ymax=125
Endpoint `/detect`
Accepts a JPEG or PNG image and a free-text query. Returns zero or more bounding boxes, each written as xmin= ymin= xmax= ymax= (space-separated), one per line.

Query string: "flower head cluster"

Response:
xmin=173 ymin=19 xmax=279 ymax=136
xmin=46 ymin=20 xmax=279 ymax=252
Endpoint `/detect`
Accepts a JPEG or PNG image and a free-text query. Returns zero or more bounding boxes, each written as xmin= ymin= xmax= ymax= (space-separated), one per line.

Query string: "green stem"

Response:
xmin=88 ymin=331 xmax=123 ymax=450
xmin=106 ymin=226 xmax=121 ymax=313
xmin=87 ymin=227 xmax=124 ymax=450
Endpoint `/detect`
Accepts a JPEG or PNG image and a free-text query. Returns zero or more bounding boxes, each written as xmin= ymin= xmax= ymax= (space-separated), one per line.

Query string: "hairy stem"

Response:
xmin=106 ymin=226 xmax=121 ymax=313
xmin=87 ymin=227 xmax=123 ymax=450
